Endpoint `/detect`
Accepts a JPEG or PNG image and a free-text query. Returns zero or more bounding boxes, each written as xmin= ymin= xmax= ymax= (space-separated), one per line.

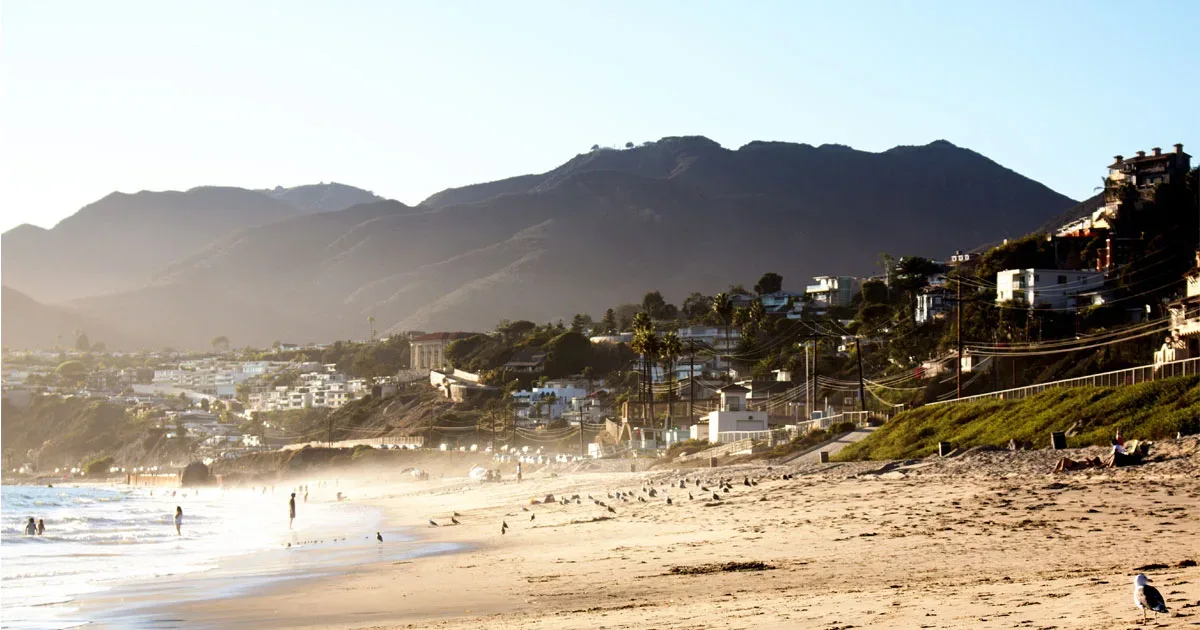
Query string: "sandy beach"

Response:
xmin=123 ymin=439 xmax=1200 ymax=629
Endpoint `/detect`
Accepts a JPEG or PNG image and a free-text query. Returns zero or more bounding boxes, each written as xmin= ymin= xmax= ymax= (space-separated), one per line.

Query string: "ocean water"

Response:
xmin=1 ymin=483 xmax=390 ymax=628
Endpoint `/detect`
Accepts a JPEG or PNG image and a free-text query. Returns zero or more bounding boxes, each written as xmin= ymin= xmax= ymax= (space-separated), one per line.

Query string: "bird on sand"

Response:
xmin=607 ymin=506 xmax=616 ymax=514
xmin=501 ymin=520 xmax=508 ymax=535
xmin=712 ymin=492 xmax=721 ymax=501
xmin=666 ymin=497 xmax=673 ymax=505
xmin=689 ymin=493 xmax=694 ymax=500
xmin=530 ymin=513 xmax=535 ymax=521
xmin=428 ymin=519 xmax=439 ymax=527
xmin=453 ymin=511 xmax=462 ymax=517
xmin=451 ymin=517 xmax=460 ymax=525
xmin=522 ymin=506 xmax=529 ymax=512
xmin=1134 ymin=574 xmax=1168 ymax=622
xmin=376 ymin=532 xmax=383 ymax=542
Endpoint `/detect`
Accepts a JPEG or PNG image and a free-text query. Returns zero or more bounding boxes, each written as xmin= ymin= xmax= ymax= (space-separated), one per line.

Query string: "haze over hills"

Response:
xmin=1 ymin=183 xmax=385 ymax=304
xmin=1 ymin=137 xmax=1078 ymax=350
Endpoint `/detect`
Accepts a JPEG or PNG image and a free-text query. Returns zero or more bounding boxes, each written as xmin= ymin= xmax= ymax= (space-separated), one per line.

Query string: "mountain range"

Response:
xmin=1 ymin=138 xmax=1077 ymax=350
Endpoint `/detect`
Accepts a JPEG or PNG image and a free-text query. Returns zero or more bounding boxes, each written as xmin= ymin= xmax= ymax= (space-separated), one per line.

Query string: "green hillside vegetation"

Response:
xmin=837 ymin=375 xmax=1200 ymax=461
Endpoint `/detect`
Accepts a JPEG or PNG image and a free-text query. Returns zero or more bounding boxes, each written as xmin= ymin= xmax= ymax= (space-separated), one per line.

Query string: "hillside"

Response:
xmin=1 ymin=183 xmax=384 ymax=304
xmin=0 ymin=286 xmax=162 ymax=351
xmin=7 ymin=137 xmax=1076 ymax=349
xmin=261 ymin=182 xmax=384 ymax=215
xmin=837 ymin=376 xmax=1200 ymax=461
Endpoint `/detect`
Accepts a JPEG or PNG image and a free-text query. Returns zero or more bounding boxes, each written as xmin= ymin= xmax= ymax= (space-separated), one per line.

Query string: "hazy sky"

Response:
xmin=2 ymin=1 xmax=1197 ymax=232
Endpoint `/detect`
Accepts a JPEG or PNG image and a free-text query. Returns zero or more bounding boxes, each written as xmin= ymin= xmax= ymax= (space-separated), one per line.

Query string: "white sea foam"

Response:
xmin=2 ymin=482 xmax=382 ymax=628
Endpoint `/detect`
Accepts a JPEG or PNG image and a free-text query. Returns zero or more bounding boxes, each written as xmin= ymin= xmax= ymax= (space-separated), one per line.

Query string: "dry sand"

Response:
xmin=171 ymin=438 xmax=1200 ymax=629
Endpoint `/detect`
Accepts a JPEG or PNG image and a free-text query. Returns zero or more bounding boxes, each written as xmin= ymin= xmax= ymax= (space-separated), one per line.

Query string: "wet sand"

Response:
xmin=158 ymin=438 xmax=1200 ymax=628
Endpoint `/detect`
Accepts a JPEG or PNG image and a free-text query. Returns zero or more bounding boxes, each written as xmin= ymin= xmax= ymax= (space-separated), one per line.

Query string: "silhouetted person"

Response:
xmin=174 ymin=506 xmax=183 ymax=535
xmin=289 ymin=493 xmax=297 ymax=529
xmin=36 ymin=519 xmax=45 ymax=535
xmin=24 ymin=517 xmax=36 ymax=535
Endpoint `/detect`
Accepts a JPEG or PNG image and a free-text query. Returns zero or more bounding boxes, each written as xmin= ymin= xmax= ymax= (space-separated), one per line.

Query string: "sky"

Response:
xmin=1 ymin=0 xmax=1198 ymax=233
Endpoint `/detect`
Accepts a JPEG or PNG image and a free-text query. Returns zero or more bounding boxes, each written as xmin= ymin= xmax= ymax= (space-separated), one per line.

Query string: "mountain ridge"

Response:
xmin=2 ymin=137 xmax=1077 ymax=350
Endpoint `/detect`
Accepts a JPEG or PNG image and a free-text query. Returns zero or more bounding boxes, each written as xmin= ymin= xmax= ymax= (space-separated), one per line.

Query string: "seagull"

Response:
xmin=666 ymin=497 xmax=673 ymax=505
xmin=451 ymin=517 xmax=460 ymax=525
xmin=1134 ymin=574 xmax=1168 ymax=622
xmin=607 ymin=506 xmax=616 ymax=514
xmin=712 ymin=493 xmax=721 ymax=501
xmin=530 ymin=514 xmax=535 ymax=521
xmin=428 ymin=519 xmax=439 ymax=527
xmin=689 ymin=493 xmax=694 ymax=500
xmin=376 ymin=532 xmax=383 ymax=542
xmin=453 ymin=511 xmax=462 ymax=517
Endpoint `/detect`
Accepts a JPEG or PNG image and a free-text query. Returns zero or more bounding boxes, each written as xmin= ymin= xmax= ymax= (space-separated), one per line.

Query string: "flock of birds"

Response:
xmin=389 ymin=467 xmax=1178 ymax=623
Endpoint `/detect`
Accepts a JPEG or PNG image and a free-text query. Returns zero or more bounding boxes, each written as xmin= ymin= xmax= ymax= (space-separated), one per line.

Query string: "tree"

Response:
xmin=368 ymin=316 xmax=377 ymax=342
xmin=211 ymin=336 xmax=230 ymax=352
xmin=75 ymin=331 xmax=91 ymax=352
xmin=641 ymin=291 xmax=669 ymax=320
xmin=711 ymin=292 xmax=734 ymax=378
xmin=543 ymin=332 xmax=591 ymax=378
xmin=754 ymin=272 xmax=784 ymax=295
xmin=599 ymin=309 xmax=617 ymax=334
xmin=614 ymin=304 xmax=640 ymax=331
xmin=90 ymin=341 xmax=107 ymax=353
xmin=55 ymin=360 xmax=87 ymax=384
xmin=625 ymin=141 xmax=634 ymax=149
xmin=658 ymin=331 xmax=682 ymax=431
xmin=569 ymin=313 xmax=593 ymax=334
xmin=681 ymin=293 xmax=712 ymax=322
xmin=630 ymin=313 xmax=659 ymax=425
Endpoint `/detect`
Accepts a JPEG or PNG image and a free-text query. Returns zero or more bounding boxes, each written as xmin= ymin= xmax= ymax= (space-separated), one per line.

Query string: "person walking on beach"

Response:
xmin=174 ymin=506 xmax=183 ymax=535
xmin=289 ymin=492 xmax=297 ymax=529
xmin=516 ymin=461 xmax=522 ymax=484
xmin=24 ymin=517 xmax=37 ymax=535
xmin=36 ymin=519 xmax=45 ymax=535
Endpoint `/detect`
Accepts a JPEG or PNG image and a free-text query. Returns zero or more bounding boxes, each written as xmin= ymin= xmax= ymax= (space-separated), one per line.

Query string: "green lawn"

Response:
xmin=837 ymin=375 xmax=1200 ymax=461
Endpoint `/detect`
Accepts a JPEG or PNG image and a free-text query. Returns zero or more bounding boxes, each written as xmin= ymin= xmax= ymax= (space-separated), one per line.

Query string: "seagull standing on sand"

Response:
xmin=1133 ymin=574 xmax=1168 ymax=622
xmin=428 ymin=519 xmax=439 ymax=527
xmin=377 ymin=532 xmax=383 ymax=542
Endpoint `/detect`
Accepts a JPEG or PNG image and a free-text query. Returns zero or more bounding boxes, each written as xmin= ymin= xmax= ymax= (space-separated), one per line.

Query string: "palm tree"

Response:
xmin=711 ymin=292 xmax=733 ymax=378
xmin=368 ymin=316 xmax=376 ymax=342
xmin=631 ymin=315 xmax=659 ymax=427
xmin=658 ymin=331 xmax=682 ymax=432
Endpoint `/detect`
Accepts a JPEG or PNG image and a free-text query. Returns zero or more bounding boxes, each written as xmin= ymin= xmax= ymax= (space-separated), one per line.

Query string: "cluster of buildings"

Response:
xmin=247 ymin=364 xmax=389 ymax=412
xmin=153 ymin=360 xmax=282 ymax=398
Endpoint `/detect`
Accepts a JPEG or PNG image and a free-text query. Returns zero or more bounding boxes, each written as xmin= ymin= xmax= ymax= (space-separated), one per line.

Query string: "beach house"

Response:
xmin=703 ymin=384 xmax=768 ymax=443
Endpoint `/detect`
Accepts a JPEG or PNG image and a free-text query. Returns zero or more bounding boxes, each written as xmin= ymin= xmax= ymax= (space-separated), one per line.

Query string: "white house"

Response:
xmin=916 ymin=287 xmax=951 ymax=324
xmin=806 ymin=276 xmax=862 ymax=307
xmin=703 ymin=384 xmax=768 ymax=443
xmin=995 ymin=269 xmax=1106 ymax=310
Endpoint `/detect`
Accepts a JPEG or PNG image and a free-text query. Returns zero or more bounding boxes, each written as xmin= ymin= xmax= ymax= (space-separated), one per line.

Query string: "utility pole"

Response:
xmin=804 ymin=341 xmax=811 ymax=420
xmin=688 ymin=340 xmax=695 ymax=423
xmin=956 ymin=277 xmax=963 ymax=399
xmin=854 ymin=337 xmax=866 ymax=412
xmin=811 ymin=340 xmax=818 ymax=419
xmin=579 ymin=407 xmax=586 ymax=456
xmin=426 ymin=418 xmax=433 ymax=450
xmin=327 ymin=414 xmax=333 ymax=447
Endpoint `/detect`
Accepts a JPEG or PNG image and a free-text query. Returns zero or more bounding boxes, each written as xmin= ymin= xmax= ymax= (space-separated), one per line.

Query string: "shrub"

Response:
xmin=83 ymin=455 xmax=114 ymax=477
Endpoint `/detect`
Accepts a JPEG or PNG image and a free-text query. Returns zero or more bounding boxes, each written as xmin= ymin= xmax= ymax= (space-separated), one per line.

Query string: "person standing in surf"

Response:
xmin=24 ymin=517 xmax=37 ymax=535
xmin=289 ymin=492 xmax=297 ymax=529
xmin=174 ymin=506 xmax=183 ymax=535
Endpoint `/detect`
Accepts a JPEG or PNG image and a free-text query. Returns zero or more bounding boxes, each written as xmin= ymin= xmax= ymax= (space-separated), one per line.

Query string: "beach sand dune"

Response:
xmin=165 ymin=438 xmax=1200 ymax=628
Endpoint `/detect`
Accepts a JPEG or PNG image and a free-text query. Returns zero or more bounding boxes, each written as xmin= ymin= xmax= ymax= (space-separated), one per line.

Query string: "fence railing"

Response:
xmin=676 ymin=438 xmax=757 ymax=461
xmin=928 ymin=357 xmax=1200 ymax=406
xmin=714 ymin=427 xmax=795 ymax=446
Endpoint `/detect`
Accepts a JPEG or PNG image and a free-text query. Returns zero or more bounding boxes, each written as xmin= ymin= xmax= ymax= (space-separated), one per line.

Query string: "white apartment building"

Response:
xmin=995 ymin=269 xmax=1106 ymax=310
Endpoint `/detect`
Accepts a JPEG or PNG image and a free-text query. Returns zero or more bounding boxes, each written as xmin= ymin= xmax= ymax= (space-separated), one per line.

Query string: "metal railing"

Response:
xmin=676 ymin=438 xmax=757 ymax=461
xmin=714 ymin=427 xmax=795 ymax=446
xmin=928 ymin=357 xmax=1199 ymax=406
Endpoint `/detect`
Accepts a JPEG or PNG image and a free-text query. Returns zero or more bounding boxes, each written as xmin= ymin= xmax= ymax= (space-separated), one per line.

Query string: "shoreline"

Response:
xmin=159 ymin=440 xmax=1200 ymax=629
xmin=35 ymin=438 xmax=1200 ymax=629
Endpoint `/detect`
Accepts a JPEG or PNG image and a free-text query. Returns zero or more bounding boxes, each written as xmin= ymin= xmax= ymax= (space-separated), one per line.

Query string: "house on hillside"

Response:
xmin=995 ymin=269 xmax=1106 ymax=310
xmin=503 ymin=352 xmax=547 ymax=373
xmin=410 ymin=332 xmax=475 ymax=371
xmin=1155 ymin=251 xmax=1200 ymax=366
xmin=916 ymin=286 xmax=952 ymax=324
xmin=806 ymin=276 xmax=862 ymax=307
xmin=759 ymin=291 xmax=807 ymax=316
xmin=1057 ymin=144 xmax=1190 ymax=269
